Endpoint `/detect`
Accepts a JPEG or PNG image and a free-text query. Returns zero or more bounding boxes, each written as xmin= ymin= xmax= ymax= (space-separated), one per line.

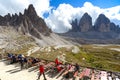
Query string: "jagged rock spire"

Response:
xmin=94 ymin=14 xmax=110 ymax=32
xmin=79 ymin=12 xmax=92 ymax=32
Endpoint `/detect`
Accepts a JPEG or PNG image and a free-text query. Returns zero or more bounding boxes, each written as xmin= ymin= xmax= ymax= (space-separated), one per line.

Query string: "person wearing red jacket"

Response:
xmin=55 ymin=58 xmax=59 ymax=66
xmin=37 ymin=64 xmax=47 ymax=80
xmin=55 ymin=58 xmax=62 ymax=66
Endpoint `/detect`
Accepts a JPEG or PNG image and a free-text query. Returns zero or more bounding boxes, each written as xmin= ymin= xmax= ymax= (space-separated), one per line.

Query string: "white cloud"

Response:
xmin=0 ymin=0 xmax=51 ymax=17
xmin=45 ymin=2 xmax=120 ymax=33
xmin=45 ymin=4 xmax=77 ymax=33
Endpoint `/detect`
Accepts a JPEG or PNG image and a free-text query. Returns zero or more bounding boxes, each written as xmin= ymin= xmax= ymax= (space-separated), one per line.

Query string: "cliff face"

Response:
xmin=79 ymin=13 xmax=92 ymax=32
xmin=94 ymin=14 xmax=111 ymax=32
xmin=70 ymin=13 xmax=92 ymax=32
xmin=70 ymin=19 xmax=79 ymax=32
xmin=0 ymin=4 xmax=51 ymax=39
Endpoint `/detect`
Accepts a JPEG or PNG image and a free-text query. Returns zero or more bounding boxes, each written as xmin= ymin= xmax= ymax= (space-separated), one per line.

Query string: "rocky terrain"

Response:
xmin=0 ymin=4 xmax=51 ymax=38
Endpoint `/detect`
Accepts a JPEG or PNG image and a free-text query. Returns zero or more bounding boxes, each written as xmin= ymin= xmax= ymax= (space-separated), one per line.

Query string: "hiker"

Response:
xmin=7 ymin=53 xmax=12 ymax=59
xmin=32 ymin=58 xmax=38 ymax=66
xmin=11 ymin=54 xmax=17 ymax=64
xmin=74 ymin=63 xmax=80 ymax=73
xmin=23 ymin=56 xmax=28 ymax=69
xmin=19 ymin=57 xmax=24 ymax=70
xmin=55 ymin=58 xmax=59 ymax=66
xmin=0 ymin=54 xmax=2 ymax=59
xmin=37 ymin=64 xmax=47 ymax=80
xmin=55 ymin=58 xmax=62 ymax=66
xmin=27 ymin=58 xmax=32 ymax=68
xmin=17 ymin=54 xmax=23 ymax=62
xmin=7 ymin=53 xmax=13 ymax=64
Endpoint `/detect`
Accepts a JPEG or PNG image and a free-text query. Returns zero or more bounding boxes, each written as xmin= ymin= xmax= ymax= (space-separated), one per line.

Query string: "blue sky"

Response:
xmin=50 ymin=0 xmax=120 ymax=8
xmin=43 ymin=0 xmax=120 ymax=18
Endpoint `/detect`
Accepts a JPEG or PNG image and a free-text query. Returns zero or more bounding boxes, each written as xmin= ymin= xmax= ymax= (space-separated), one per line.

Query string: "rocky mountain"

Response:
xmin=60 ymin=13 xmax=120 ymax=44
xmin=70 ymin=13 xmax=120 ymax=33
xmin=79 ymin=13 xmax=92 ymax=32
xmin=0 ymin=4 xmax=72 ymax=48
xmin=94 ymin=14 xmax=111 ymax=32
xmin=0 ymin=4 xmax=120 ymax=44
xmin=94 ymin=14 xmax=120 ymax=33
xmin=70 ymin=19 xmax=79 ymax=32
xmin=0 ymin=4 xmax=51 ymax=39
xmin=71 ymin=13 xmax=92 ymax=32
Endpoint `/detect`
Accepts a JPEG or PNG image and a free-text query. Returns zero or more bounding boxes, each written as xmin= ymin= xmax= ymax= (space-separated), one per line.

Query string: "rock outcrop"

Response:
xmin=94 ymin=14 xmax=110 ymax=32
xmin=110 ymin=23 xmax=120 ymax=33
xmin=70 ymin=19 xmax=79 ymax=32
xmin=70 ymin=13 xmax=92 ymax=32
xmin=79 ymin=13 xmax=92 ymax=32
xmin=0 ymin=4 xmax=51 ymax=39
xmin=94 ymin=14 xmax=120 ymax=33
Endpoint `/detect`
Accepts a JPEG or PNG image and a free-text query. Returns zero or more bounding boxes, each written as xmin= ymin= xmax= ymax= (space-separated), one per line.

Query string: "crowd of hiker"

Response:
xmin=5 ymin=53 xmax=40 ymax=70
xmin=0 ymin=53 xmax=120 ymax=80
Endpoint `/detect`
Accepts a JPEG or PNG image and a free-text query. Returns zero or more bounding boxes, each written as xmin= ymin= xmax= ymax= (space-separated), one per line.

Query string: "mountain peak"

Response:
xmin=99 ymin=14 xmax=105 ymax=17
xmin=94 ymin=14 xmax=110 ymax=32
xmin=84 ymin=12 xmax=89 ymax=16
xmin=79 ymin=12 xmax=92 ymax=32
xmin=70 ymin=13 xmax=92 ymax=32
xmin=28 ymin=4 xmax=34 ymax=9
xmin=24 ymin=4 xmax=37 ymax=17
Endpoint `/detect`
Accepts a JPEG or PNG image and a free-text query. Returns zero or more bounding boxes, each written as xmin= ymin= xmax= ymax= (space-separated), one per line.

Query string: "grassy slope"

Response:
xmin=67 ymin=45 xmax=120 ymax=72
xmin=30 ymin=45 xmax=120 ymax=72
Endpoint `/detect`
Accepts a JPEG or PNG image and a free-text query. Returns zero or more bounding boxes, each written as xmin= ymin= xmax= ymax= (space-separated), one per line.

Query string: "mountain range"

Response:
xmin=60 ymin=13 xmax=120 ymax=44
xmin=0 ymin=4 xmax=120 ymax=44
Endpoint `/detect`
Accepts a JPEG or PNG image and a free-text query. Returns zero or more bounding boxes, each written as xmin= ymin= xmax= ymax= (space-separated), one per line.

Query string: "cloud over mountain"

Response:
xmin=0 ymin=1 xmax=120 ymax=33
xmin=46 ymin=2 xmax=120 ymax=33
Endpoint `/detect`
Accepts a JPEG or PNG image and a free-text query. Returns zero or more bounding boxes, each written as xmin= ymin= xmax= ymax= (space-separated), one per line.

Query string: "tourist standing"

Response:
xmin=37 ymin=64 xmax=47 ymax=80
